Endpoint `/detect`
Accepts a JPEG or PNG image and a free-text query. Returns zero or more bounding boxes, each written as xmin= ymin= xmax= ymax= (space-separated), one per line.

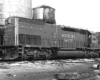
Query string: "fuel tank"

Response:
xmin=56 ymin=50 xmax=99 ymax=59
xmin=56 ymin=51 xmax=85 ymax=59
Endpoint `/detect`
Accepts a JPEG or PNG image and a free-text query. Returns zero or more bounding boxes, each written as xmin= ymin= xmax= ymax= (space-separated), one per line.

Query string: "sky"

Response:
xmin=32 ymin=0 xmax=100 ymax=32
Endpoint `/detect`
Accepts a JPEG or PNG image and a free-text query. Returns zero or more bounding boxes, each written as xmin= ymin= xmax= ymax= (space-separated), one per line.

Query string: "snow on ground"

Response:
xmin=0 ymin=58 xmax=98 ymax=73
xmin=0 ymin=59 xmax=99 ymax=80
xmin=0 ymin=58 xmax=97 ymax=68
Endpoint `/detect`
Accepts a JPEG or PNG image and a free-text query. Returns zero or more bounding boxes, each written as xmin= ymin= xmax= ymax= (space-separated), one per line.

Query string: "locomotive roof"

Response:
xmin=6 ymin=16 xmax=91 ymax=35
xmin=18 ymin=17 xmax=45 ymax=25
xmin=61 ymin=26 xmax=91 ymax=35
xmin=7 ymin=16 xmax=45 ymax=25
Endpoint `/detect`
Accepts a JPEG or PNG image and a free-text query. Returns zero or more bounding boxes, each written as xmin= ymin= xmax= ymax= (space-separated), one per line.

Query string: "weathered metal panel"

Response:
xmin=4 ymin=25 xmax=15 ymax=45
xmin=56 ymin=25 xmax=89 ymax=48
xmin=44 ymin=7 xmax=55 ymax=23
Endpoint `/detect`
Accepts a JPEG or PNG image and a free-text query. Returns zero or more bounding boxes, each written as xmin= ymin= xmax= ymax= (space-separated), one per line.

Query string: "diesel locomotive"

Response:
xmin=0 ymin=5 xmax=100 ymax=60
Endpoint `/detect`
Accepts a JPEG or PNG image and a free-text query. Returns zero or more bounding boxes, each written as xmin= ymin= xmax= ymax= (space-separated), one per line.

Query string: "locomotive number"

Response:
xmin=64 ymin=39 xmax=73 ymax=42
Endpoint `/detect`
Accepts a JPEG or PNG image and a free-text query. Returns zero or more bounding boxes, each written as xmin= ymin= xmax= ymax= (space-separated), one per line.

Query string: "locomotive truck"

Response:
xmin=0 ymin=5 xmax=100 ymax=60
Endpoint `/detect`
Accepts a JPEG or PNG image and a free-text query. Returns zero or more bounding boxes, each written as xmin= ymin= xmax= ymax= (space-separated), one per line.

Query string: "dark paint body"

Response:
xmin=0 ymin=17 xmax=99 ymax=60
xmin=4 ymin=17 xmax=89 ymax=47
